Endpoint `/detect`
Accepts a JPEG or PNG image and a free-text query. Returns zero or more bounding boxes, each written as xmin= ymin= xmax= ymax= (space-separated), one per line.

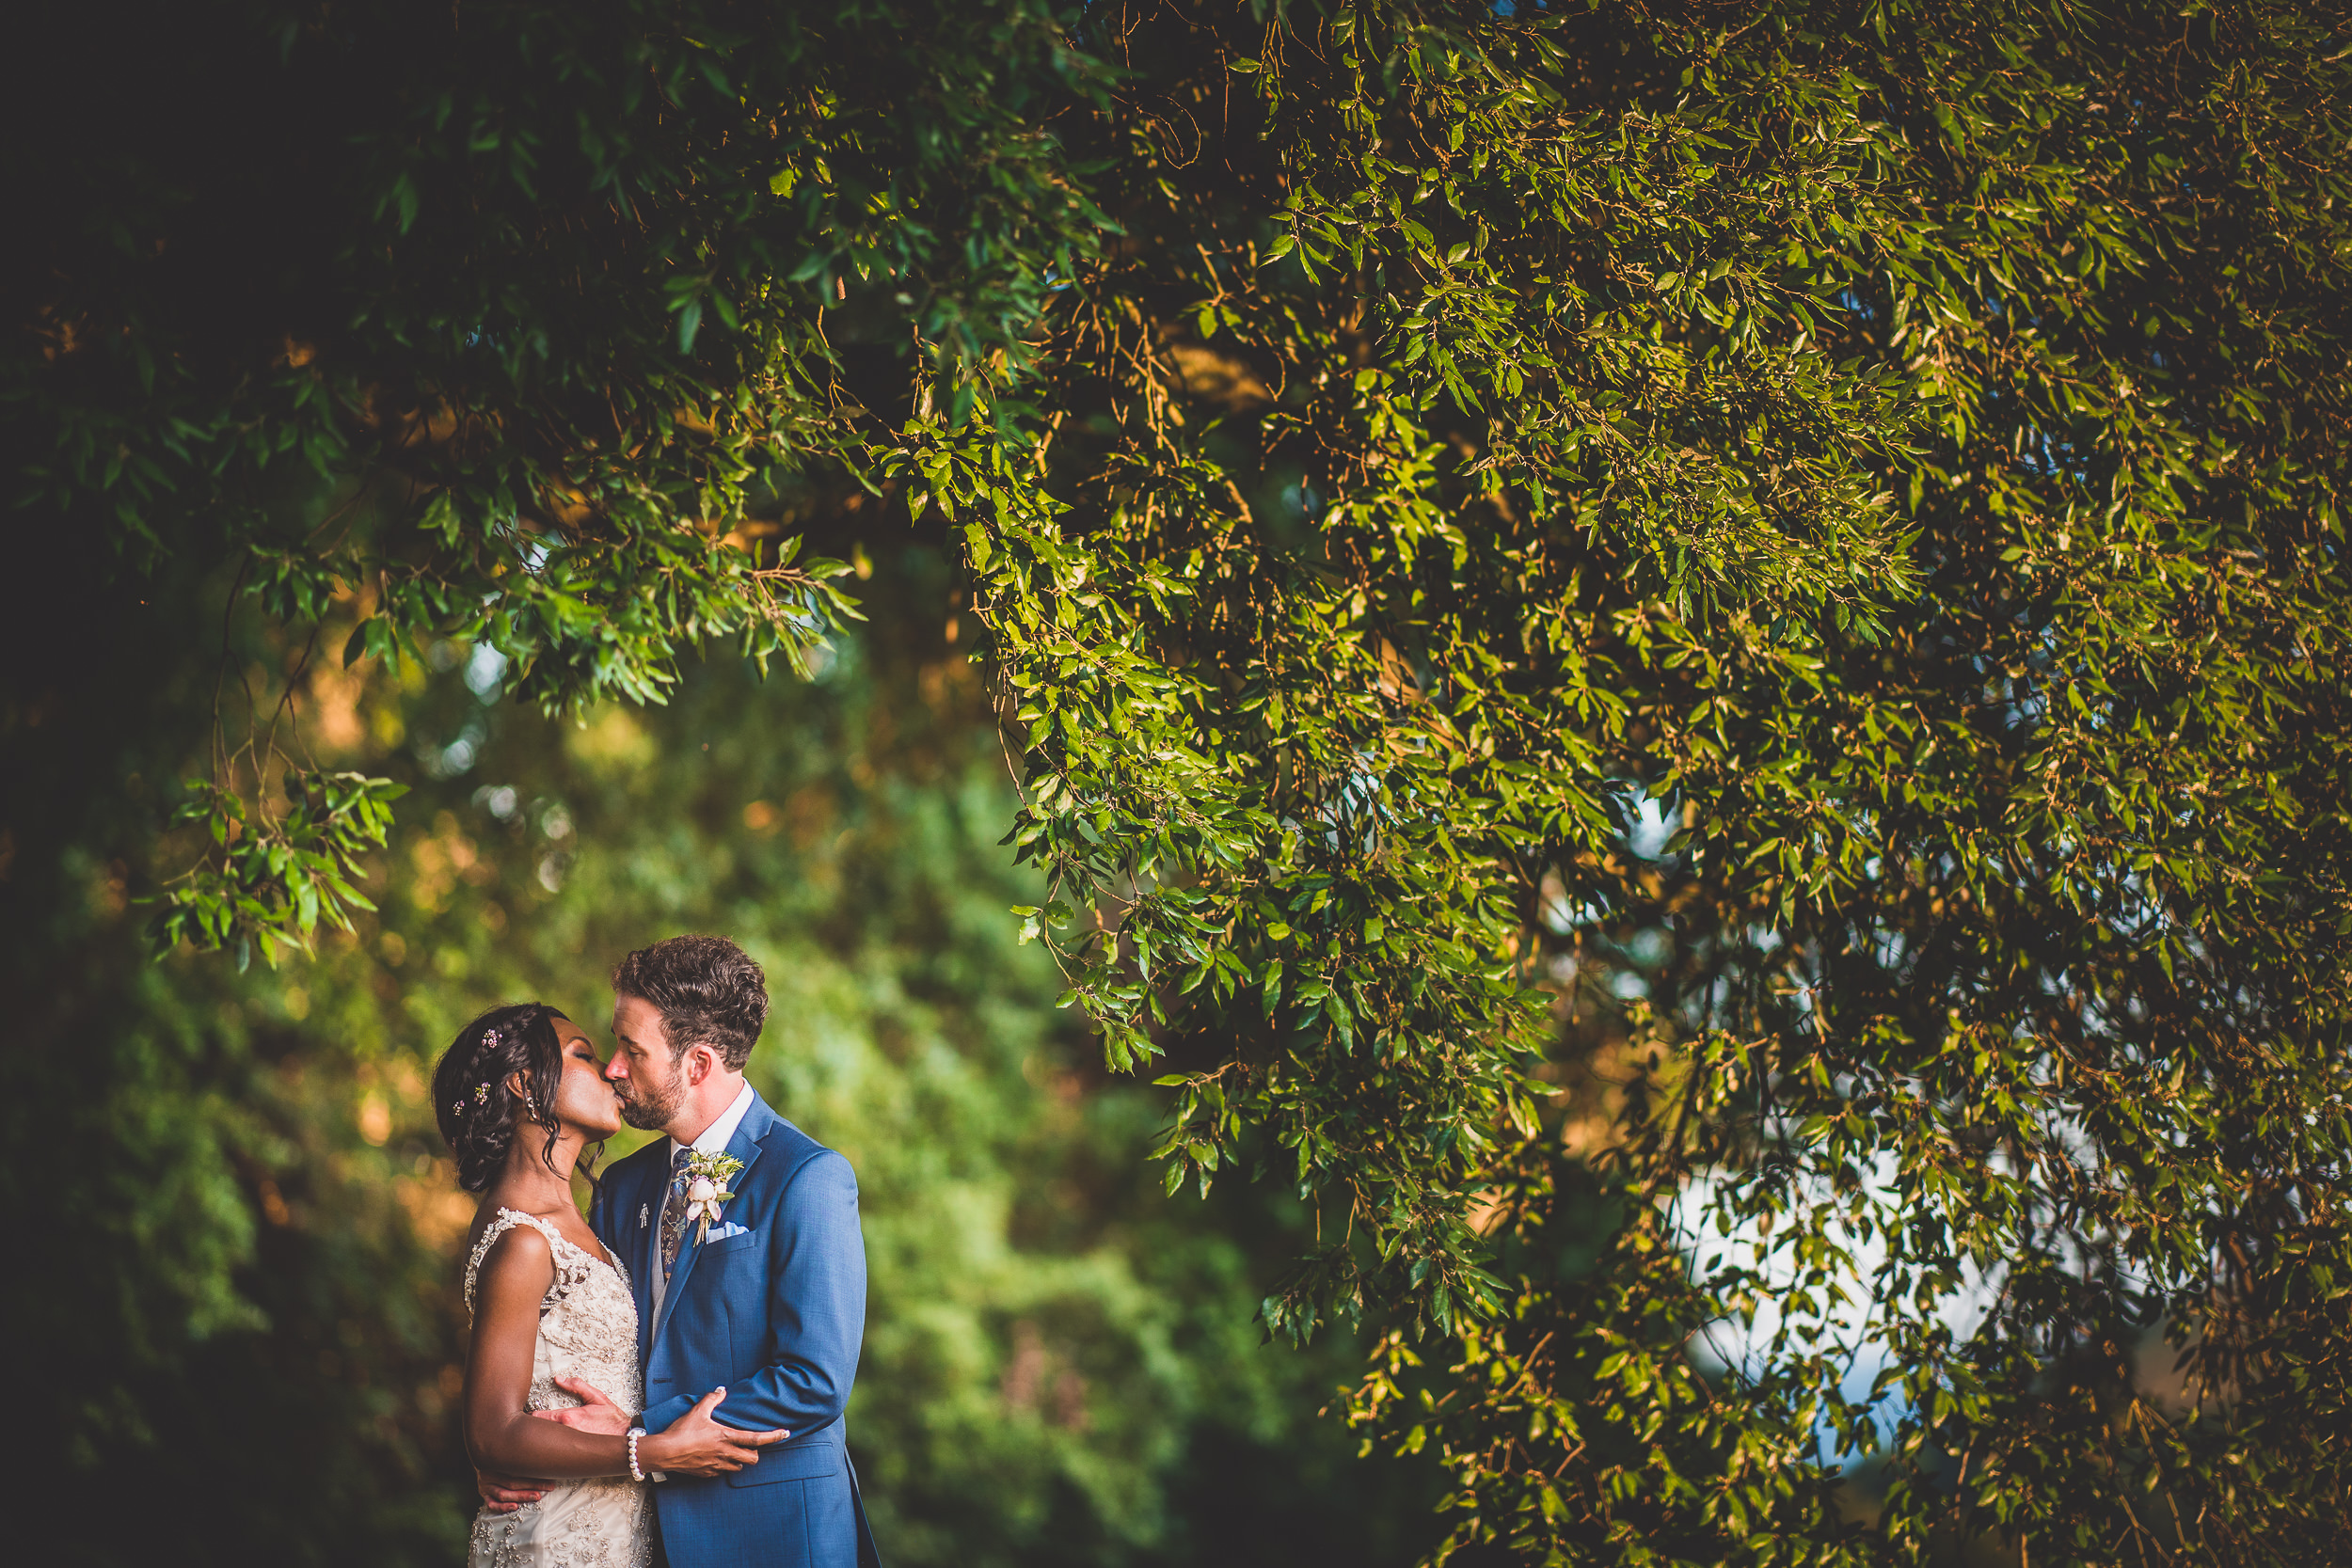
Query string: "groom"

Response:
xmin=489 ymin=934 xmax=878 ymax=1566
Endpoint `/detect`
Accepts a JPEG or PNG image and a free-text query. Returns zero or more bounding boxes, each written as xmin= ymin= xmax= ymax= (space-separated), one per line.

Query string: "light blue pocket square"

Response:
xmin=705 ymin=1221 xmax=751 ymax=1243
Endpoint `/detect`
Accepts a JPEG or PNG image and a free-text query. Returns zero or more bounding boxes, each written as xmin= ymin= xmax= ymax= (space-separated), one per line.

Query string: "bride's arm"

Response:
xmin=465 ymin=1227 xmax=787 ymax=1480
xmin=465 ymin=1227 xmax=638 ymax=1479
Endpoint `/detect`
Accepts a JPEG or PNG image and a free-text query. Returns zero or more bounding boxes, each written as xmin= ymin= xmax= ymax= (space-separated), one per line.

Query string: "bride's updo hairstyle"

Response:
xmin=433 ymin=1003 xmax=573 ymax=1192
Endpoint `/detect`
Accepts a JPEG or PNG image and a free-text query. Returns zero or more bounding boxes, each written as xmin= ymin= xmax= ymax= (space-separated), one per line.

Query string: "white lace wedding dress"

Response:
xmin=464 ymin=1208 xmax=654 ymax=1568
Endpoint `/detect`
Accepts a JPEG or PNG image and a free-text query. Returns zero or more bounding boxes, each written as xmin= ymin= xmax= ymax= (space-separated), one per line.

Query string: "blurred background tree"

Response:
xmin=0 ymin=527 xmax=1449 ymax=1566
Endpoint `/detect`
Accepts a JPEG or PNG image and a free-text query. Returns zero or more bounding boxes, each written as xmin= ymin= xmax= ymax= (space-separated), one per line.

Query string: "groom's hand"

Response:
xmin=529 ymin=1377 xmax=633 ymax=1436
xmin=475 ymin=1469 xmax=548 ymax=1513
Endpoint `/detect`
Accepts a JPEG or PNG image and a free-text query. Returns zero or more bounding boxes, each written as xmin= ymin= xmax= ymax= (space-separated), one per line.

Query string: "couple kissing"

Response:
xmin=436 ymin=934 xmax=878 ymax=1567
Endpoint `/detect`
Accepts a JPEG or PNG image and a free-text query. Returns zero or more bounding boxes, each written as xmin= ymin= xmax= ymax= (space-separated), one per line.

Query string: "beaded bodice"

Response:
xmin=464 ymin=1208 xmax=644 ymax=1422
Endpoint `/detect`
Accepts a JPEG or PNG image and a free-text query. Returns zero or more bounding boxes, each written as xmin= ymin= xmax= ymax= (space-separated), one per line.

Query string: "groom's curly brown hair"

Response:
xmin=612 ymin=934 xmax=769 ymax=1069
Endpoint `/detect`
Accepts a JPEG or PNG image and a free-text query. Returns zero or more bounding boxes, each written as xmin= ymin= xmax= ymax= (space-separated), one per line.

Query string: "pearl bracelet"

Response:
xmin=628 ymin=1427 xmax=648 ymax=1483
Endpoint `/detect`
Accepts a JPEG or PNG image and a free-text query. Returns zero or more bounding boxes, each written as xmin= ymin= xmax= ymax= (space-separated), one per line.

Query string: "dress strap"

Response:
xmin=462 ymin=1207 xmax=573 ymax=1312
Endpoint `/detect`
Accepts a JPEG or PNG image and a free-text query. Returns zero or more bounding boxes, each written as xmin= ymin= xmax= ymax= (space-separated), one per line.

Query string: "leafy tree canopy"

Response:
xmin=9 ymin=0 xmax=2350 ymax=1561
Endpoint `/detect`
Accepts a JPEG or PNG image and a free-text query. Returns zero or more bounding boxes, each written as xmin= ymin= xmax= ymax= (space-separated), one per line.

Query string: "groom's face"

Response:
xmin=609 ymin=993 xmax=687 ymax=1132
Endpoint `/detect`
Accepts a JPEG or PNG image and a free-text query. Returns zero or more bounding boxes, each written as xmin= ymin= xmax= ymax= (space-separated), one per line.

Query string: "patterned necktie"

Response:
xmin=660 ymin=1142 xmax=695 ymax=1281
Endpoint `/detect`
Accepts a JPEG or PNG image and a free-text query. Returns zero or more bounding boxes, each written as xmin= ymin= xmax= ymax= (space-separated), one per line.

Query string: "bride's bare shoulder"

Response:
xmin=466 ymin=1208 xmax=557 ymax=1297
xmin=472 ymin=1222 xmax=555 ymax=1297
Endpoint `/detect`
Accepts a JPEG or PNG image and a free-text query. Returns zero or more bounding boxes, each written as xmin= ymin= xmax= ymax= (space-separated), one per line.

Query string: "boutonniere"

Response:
xmin=681 ymin=1151 xmax=744 ymax=1244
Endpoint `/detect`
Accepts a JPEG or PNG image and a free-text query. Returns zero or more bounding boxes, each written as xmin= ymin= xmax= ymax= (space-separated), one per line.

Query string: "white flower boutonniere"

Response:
xmin=681 ymin=1151 xmax=744 ymax=1244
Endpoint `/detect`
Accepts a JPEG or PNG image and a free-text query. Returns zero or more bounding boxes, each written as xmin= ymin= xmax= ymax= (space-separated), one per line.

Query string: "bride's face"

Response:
xmin=548 ymin=1020 xmax=626 ymax=1141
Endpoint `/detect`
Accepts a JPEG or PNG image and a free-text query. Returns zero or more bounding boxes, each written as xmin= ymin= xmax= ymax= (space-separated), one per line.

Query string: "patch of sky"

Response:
xmin=421 ymin=716 xmax=487 ymax=779
xmin=2012 ymin=423 xmax=2077 ymax=477
xmin=464 ymin=641 xmax=509 ymax=702
xmin=1625 ymin=790 xmax=1677 ymax=859
xmin=486 ymin=515 xmax=551 ymax=574
xmin=1287 ymin=752 xmax=1395 ymax=856
xmin=813 ymin=630 xmax=857 ymax=685
xmin=1280 ymin=479 xmax=1325 ymax=523
xmin=1538 ymin=869 xmax=1607 ymax=933
xmin=1671 ymin=1156 xmax=2002 ymax=1468
xmin=1620 ymin=927 xmax=1671 ymax=971
xmin=1858 ymin=914 xmax=1914 ymax=978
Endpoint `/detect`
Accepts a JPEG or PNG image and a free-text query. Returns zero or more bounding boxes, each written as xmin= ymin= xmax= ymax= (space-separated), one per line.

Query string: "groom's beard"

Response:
xmin=619 ymin=1062 xmax=687 ymax=1131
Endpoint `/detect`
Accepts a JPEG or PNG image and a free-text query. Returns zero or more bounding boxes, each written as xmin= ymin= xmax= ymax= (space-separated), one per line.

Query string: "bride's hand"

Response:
xmin=638 ymin=1387 xmax=791 ymax=1478
xmin=529 ymin=1377 xmax=632 ymax=1436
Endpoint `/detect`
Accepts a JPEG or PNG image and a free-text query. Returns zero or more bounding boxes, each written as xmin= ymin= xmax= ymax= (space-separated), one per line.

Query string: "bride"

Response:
xmin=435 ymin=1003 xmax=788 ymax=1566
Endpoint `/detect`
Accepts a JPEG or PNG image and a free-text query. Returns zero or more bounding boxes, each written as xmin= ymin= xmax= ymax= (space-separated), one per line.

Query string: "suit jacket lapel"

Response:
xmin=649 ymin=1092 xmax=775 ymax=1347
xmin=632 ymin=1150 xmax=662 ymax=1363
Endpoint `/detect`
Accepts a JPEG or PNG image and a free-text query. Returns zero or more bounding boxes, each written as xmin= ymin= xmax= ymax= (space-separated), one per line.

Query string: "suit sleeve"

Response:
xmin=638 ymin=1148 xmax=866 ymax=1437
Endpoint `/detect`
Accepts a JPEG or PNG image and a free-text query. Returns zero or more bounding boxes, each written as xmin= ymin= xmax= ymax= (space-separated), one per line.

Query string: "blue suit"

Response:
xmin=591 ymin=1090 xmax=879 ymax=1567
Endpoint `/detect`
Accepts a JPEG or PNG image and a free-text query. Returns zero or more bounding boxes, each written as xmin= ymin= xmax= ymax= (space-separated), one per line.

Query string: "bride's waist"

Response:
xmin=527 ymin=1370 xmax=643 ymax=1413
xmin=473 ymin=1473 xmax=645 ymax=1533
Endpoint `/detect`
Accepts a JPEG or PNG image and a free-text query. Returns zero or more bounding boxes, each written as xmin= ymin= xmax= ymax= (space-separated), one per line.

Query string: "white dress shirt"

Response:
xmin=648 ymin=1081 xmax=755 ymax=1324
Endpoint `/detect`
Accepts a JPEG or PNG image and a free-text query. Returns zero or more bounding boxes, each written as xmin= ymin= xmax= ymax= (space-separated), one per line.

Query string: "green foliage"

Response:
xmin=9 ymin=0 xmax=1101 ymax=958
xmin=896 ymin=1 xmax=2352 ymax=1559
xmin=4 ymin=546 xmax=1444 ymax=1564
xmin=154 ymin=770 xmax=406 ymax=967
xmin=13 ymin=0 xmax=2352 ymax=1562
